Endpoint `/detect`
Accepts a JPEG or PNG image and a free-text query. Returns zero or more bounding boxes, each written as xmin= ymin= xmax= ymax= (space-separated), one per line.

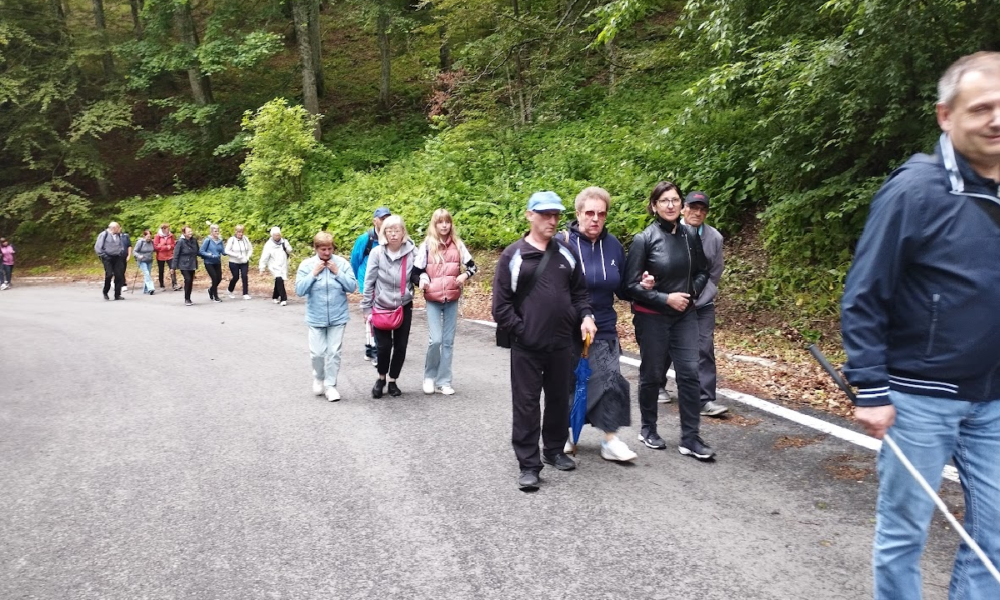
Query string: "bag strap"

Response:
xmin=514 ymin=240 xmax=556 ymax=312
xmin=400 ymin=254 xmax=407 ymax=292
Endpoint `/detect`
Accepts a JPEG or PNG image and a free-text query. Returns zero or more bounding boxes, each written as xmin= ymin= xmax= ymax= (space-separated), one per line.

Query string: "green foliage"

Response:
xmin=240 ymin=98 xmax=324 ymax=206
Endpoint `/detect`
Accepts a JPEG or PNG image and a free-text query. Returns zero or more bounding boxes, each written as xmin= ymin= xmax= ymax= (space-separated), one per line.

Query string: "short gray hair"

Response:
xmin=938 ymin=52 xmax=1000 ymax=106
xmin=574 ymin=186 xmax=611 ymax=212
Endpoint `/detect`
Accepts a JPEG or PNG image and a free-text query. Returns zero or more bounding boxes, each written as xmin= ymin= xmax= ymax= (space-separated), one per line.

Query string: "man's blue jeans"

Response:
xmin=424 ymin=300 xmax=458 ymax=387
xmin=874 ymin=390 xmax=1000 ymax=600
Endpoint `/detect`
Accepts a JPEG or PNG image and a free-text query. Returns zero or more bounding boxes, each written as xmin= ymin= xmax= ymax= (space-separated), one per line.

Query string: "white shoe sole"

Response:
xmin=601 ymin=448 xmax=637 ymax=462
xmin=326 ymin=389 xmax=341 ymax=402
xmin=701 ymin=407 xmax=729 ymax=417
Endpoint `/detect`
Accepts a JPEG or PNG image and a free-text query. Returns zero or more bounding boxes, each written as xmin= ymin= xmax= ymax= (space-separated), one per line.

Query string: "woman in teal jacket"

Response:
xmin=295 ymin=231 xmax=358 ymax=402
xmin=199 ymin=223 xmax=226 ymax=303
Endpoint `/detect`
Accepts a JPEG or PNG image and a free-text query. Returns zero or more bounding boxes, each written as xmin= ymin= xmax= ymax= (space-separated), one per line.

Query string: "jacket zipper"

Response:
xmin=683 ymin=229 xmax=693 ymax=299
xmin=926 ymin=293 xmax=940 ymax=355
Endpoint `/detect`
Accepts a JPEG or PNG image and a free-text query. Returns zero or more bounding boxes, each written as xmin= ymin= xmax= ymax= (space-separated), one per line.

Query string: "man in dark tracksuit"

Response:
xmin=842 ymin=52 xmax=1000 ymax=598
xmin=493 ymin=191 xmax=597 ymax=491
xmin=94 ymin=221 xmax=128 ymax=301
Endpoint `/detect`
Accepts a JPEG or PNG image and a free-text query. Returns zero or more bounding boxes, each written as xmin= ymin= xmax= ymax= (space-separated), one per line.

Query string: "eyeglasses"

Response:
xmin=583 ymin=210 xmax=608 ymax=220
xmin=656 ymin=197 xmax=681 ymax=207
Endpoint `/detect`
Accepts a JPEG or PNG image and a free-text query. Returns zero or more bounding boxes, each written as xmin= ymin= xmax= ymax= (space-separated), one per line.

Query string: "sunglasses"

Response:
xmin=583 ymin=210 xmax=608 ymax=220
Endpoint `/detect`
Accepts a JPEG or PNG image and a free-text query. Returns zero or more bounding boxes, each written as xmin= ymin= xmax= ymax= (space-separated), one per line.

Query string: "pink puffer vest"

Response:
xmin=423 ymin=240 xmax=462 ymax=303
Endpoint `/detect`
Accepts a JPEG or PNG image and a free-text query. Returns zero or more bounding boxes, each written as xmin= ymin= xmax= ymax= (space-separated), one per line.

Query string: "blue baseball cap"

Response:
xmin=527 ymin=191 xmax=565 ymax=212
xmin=373 ymin=207 xmax=391 ymax=219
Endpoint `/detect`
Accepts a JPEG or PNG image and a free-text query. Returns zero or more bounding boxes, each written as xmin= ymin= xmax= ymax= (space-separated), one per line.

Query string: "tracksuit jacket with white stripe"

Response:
xmin=841 ymin=134 xmax=1000 ymax=406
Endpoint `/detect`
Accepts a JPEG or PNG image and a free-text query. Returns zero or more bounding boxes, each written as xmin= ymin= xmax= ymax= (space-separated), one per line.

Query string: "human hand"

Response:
xmin=313 ymin=261 xmax=326 ymax=277
xmin=457 ymin=273 xmax=468 ymax=288
xmin=666 ymin=292 xmax=691 ymax=311
xmin=326 ymin=260 xmax=339 ymax=275
xmin=640 ymin=271 xmax=655 ymax=290
xmin=581 ymin=316 xmax=597 ymax=341
xmin=855 ymin=405 xmax=896 ymax=440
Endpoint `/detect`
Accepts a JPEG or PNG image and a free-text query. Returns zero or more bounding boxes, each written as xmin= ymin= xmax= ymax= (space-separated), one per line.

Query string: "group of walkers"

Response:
xmin=94 ymin=222 xmax=290 ymax=306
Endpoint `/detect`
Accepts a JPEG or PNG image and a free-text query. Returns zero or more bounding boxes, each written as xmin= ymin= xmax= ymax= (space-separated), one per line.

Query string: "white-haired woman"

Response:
xmin=361 ymin=215 xmax=417 ymax=398
xmin=259 ymin=226 xmax=292 ymax=306
xmin=414 ymin=209 xmax=477 ymax=395
xmin=226 ymin=224 xmax=253 ymax=299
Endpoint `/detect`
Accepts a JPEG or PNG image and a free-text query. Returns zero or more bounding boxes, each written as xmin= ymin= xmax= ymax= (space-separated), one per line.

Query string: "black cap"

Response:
xmin=685 ymin=191 xmax=710 ymax=208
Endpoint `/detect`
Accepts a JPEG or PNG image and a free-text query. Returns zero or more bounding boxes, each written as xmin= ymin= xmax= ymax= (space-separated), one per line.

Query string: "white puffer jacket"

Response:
xmin=259 ymin=238 xmax=292 ymax=279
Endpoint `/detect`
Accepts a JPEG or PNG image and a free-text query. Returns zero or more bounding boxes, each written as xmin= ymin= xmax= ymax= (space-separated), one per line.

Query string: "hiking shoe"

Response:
xmin=387 ymin=382 xmax=402 ymax=397
xmin=542 ymin=453 xmax=577 ymax=471
xmin=325 ymin=387 xmax=341 ymax=402
xmin=312 ymin=379 xmax=325 ymax=396
xmin=423 ymin=378 xmax=435 ymax=394
xmin=517 ymin=469 xmax=540 ymax=491
xmin=436 ymin=385 xmax=455 ymax=395
xmin=372 ymin=379 xmax=386 ymax=398
xmin=657 ymin=388 xmax=673 ymax=404
xmin=637 ymin=430 xmax=667 ymax=450
xmin=678 ymin=437 xmax=716 ymax=461
xmin=601 ymin=436 xmax=638 ymax=462
xmin=243 ymin=295 xmax=251 ymax=300
xmin=700 ymin=401 xmax=729 ymax=417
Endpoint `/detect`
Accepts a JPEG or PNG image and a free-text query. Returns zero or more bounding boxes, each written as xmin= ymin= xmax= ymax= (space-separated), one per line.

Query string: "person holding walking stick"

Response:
xmin=133 ymin=229 xmax=156 ymax=295
xmin=841 ymin=52 xmax=1000 ymax=599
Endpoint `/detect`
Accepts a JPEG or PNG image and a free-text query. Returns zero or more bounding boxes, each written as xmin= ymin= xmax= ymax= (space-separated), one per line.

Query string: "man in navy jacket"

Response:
xmin=841 ymin=52 xmax=1000 ymax=598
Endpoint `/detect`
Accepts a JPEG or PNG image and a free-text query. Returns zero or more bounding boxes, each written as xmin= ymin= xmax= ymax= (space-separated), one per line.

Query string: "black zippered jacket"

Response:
xmin=624 ymin=217 xmax=709 ymax=317
xmin=842 ymin=134 xmax=1000 ymax=406
xmin=492 ymin=235 xmax=592 ymax=352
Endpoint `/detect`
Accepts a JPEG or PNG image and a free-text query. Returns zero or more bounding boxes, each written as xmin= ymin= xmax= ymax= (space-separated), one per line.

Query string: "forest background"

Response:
xmin=3 ymin=0 xmax=1000 ymax=350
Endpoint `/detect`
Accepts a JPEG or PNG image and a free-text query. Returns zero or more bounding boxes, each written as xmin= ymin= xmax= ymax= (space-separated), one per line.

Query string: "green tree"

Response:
xmin=240 ymin=98 xmax=323 ymax=207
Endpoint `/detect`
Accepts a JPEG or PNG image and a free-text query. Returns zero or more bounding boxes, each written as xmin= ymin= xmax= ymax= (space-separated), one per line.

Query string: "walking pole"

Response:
xmin=808 ymin=345 xmax=1000 ymax=585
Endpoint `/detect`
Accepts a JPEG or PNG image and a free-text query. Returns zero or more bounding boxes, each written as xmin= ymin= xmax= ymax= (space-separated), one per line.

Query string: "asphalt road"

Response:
xmin=1 ymin=284 xmax=963 ymax=599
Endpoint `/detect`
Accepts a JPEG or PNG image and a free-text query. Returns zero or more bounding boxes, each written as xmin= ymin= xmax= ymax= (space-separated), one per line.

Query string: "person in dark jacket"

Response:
xmin=94 ymin=221 xmax=128 ymax=301
xmin=133 ymin=229 xmax=156 ymax=295
xmin=174 ymin=226 xmax=200 ymax=306
xmin=199 ymin=223 xmax=226 ymax=303
xmin=493 ymin=191 xmax=597 ymax=491
xmin=562 ymin=187 xmax=637 ymax=462
xmin=841 ymin=52 xmax=1000 ymax=599
xmin=624 ymin=181 xmax=714 ymax=461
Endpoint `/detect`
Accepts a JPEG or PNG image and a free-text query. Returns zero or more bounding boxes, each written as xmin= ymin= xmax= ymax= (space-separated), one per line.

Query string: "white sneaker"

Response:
xmin=436 ymin=385 xmax=455 ymax=395
xmin=312 ymin=379 xmax=324 ymax=396
xmin=280 ymin=301 xmax=287 ymax=306
xmin=601 ymin=436 xmax=638 ymax=462
xmin=0 ymin=283 xmax=7 ymax=290
xmin=657 ymin=388 xmax=673 ymax=404
xmin=273 ymin=299 xmax=280 ymax=304
xmin=121 ymin=285 xmax=128 ymax=292
xmin=564 ymin=440 xmax=575 ymax=454
xmin=325 ymin=387 xmax=341 ymax=402
xmin=243 ymin=295 xmax=251 ymax=300
xmin=423 ymin=378 xmax=435 ymax=394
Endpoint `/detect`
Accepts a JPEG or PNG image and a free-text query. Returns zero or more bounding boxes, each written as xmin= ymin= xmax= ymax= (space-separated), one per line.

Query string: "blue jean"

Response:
xmin=424 ymin=300 xmax=458 ymax=387
xmin=874 ymin=390 xmax=1000 ymax=600
xmin=138 ymin=262 xmax=155 ymax=293
xmin=0 ymin=264 xmax=11 ymax=286
xmin=308 ymin=324 xmax=346 ymax=388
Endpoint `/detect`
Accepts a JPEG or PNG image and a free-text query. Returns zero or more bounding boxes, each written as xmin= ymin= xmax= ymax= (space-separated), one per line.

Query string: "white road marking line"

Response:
xmin=472 ymin=318 xmax=960 ymax=483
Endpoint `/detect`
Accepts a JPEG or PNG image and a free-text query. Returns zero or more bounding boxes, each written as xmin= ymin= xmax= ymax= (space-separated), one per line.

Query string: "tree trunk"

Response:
xmin=129 ymin=0 xmax=144 ymax=40
xmin=308 ymin=0 xmax=325 ymax=98
xmin=92 ymin=0 xmax=114 ymax=78
xmin=174 ymin=1 xmax=214 ymax=106
xmin=438 ymin=24 xmax=450 ymax=71
xmin=292 ymin=0 xmax=321 ymax=139
xmin=377 ymin=9 xmax=391 ymax=110
xmin=49 ymin=0 xmax=64 ymax=21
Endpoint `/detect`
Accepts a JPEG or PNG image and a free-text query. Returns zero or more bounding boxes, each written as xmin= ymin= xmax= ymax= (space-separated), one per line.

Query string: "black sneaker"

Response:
xmin=542 ymin=453 xmax=577 ymax=471
xmin=114 ymin=296 xmax=125 ymax=300
xmin=637 ymin=429 xmax=667 ymax=450
xmin=678 ymin=437 xmax=716 ymax=461
xmin=103 ymin=293 xmax=110 ymax=300
xmin=372 ymin=379 xmax=386 ymax=398
xmin=517 ymin=469 xmax=540 ymax=491
xmin=387 ymin=382 xmax=402 ymax=397
xmin=185 ymin=300 xmax=193 ymax=306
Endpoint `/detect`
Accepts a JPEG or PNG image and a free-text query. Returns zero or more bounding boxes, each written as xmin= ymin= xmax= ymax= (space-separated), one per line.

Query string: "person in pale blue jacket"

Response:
xmin=295 ymin=231 xmax=358 ymax=402
xmin=199 ymin=224 xmax=227 ymax=303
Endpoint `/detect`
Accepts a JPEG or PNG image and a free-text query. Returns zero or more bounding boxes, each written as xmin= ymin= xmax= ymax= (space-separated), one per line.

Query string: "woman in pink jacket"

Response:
xmin=0 ymin=237 xmax=15 ymax=290
xmin=414 ymin=209 xmax=477 ymax=395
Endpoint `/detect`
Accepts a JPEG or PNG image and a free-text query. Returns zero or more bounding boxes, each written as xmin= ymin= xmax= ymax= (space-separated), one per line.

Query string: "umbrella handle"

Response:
xmin=582 ymin=333 xmax=592 ymax=358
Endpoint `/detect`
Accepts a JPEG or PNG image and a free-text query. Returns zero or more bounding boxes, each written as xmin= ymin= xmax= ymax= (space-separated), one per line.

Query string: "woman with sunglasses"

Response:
xmin=624 ymin=181 xmax=715 ymax=461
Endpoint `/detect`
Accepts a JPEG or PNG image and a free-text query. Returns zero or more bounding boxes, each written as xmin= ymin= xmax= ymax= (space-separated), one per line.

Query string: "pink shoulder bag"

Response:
xmin=370 ymin=254 xmax=407 ymax=330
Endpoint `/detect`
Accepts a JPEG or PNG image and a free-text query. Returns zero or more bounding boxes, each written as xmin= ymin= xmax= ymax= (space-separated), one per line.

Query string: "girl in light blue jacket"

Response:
xmin=295 ymin=231 xmax=358 ymax=402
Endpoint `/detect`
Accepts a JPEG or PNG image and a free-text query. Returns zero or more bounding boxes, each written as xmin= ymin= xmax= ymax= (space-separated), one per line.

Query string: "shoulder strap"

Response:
xmin=364 ymin=230 xmax=376 ymax=257
xmin=514 ymin=241 xmax=556 ymax=311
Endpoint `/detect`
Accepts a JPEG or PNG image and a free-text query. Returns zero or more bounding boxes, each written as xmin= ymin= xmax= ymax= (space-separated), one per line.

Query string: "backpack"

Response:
xmin=362 ymin=229 xmax=377 ymax=258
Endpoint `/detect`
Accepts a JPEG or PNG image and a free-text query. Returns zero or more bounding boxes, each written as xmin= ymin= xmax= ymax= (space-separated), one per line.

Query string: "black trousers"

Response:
xmin=634 ymin=310 xmax=701 ymax=444
xmin=228 ymin=262 xmax=249 ymax=295
xmin=272 ymin=277 xmax=287 ymax=302
xmin=374 ymin=303 xmax=413 ymax=379
xmin=510 ymin=345 xmax=573 ymax=472
xmin=664 ymin=303 xmax=718 ymax=404
xmin=157 ymin=260 xmax=177 ymax=289
xmin=101 ymin=255 xmax=126 ymax=298
xmin=181 ymin=270 xmax=195 ymax=302
xmin=204 ymin=263 xmax=223 ymax=299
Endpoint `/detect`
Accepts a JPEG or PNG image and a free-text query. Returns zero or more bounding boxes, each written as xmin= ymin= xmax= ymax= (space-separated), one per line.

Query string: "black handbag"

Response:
xmin=496 ymin=241 xmax=555 ymax=348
